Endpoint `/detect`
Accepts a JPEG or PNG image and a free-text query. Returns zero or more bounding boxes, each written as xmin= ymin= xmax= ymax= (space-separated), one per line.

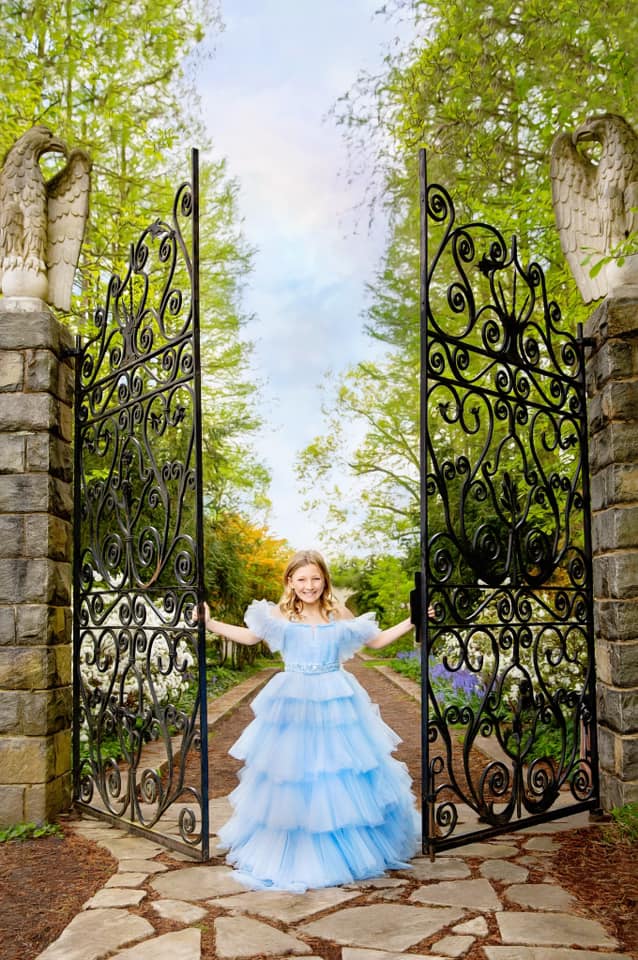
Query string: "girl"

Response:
xmin=201 ymin=549 xmax=420 ymax=891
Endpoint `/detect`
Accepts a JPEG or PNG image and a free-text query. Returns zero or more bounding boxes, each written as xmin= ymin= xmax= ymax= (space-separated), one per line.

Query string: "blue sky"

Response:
xmin=198 ymin=1 xmax=406 ymax=551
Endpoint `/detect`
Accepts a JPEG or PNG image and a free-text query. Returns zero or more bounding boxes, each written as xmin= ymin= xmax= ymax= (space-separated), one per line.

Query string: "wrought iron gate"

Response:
xmin=72 ymin=151 xmax=209 ymax=858
xmin=418 ymin=150 xmax=600 ymax=854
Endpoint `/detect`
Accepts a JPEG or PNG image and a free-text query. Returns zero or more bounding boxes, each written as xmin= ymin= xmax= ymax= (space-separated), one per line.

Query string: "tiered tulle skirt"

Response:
xmin=218 ymin=667 xmax=420 ymax=891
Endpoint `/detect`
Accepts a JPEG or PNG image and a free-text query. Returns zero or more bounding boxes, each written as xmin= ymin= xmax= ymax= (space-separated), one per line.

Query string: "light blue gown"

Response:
xmin=217 ymin=600 xmax=421 ymax=891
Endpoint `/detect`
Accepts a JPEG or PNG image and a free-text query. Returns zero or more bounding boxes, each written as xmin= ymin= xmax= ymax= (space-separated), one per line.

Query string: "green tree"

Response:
xmin=300 ymin=0 xmax=638 ymax=552
xmin=0 ymin=0 xmax=269 ymax=515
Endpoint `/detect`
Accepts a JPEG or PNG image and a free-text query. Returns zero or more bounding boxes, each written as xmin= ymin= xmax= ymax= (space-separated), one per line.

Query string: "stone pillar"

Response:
xmin=0 ymin=298 xmax=73 ymax=826
xmin=586 ymin=296 xmax=638 ymax=809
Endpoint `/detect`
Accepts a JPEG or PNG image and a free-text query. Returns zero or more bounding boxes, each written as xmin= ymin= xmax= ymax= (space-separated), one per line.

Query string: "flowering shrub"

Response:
xmin=77 ymin=599 xmax=196 ymax=756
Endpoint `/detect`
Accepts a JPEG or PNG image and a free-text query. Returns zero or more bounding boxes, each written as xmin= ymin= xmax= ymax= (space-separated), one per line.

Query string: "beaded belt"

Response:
xmin=285 ymin=661 xmax=340 ymax=675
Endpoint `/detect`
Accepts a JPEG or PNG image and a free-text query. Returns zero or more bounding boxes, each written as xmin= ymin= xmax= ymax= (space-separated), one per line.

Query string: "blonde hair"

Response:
xmin=279 ymin=550 xmax=337 ymax=621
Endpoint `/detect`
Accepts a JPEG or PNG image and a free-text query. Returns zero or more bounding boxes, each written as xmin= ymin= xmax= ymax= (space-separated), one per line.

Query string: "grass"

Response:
xmin=603 ymin=803 xmax=638 ymax=845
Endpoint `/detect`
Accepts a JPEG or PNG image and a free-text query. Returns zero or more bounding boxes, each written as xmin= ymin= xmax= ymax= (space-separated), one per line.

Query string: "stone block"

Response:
xmin=600 ymin=768 xmax=638 ymax=809
xmin=24 ymin=770 xmax=72 ymax=822
xmin=50 ymin=476 xmax=73 ymax=518
xmin=0 ymin=392 xmax=56 ymax=432
xmin=0 ymin=559 xmax=70 ymax=604
xmin=0 ymin=515 xmax=25 ymax=558
xmin=0 ymin=730 xmax=71 ymax=785
xmin=8 ymin=644 xmax=69 ymax=690
xmin=57 ymin=399 xmax=72 ymax=443
xmin=0 ymin=350 xmax=24 ymax=391
xmin=25 ymin=349 xmax=73 ymax=402
xmin=0 ymin=433 xmax=26 ymax=475
xmin=0 ymin=474 xmax=49 ymax=513
xmin=593 ymin=551 xmax=638 ymax=600
xmin=593 ymin=505 xmax=638 ymax=552
xmin=26 ymin=433 xmax=72 ymax=481
xmin=16 ymin=604 xmax=69 ymax=645
xmin=25 ymin=349 xmax=57 ymax=393
xmin=589 ymin=421 xmax=638 ymax=471
xmin=24 ymin=515 xmax=72 ymax=562
xmin=0 ymin=735 xmax=50 ymax=783
xmin=0 ymin=307 xmax=73 ymax=354
xmin=21 ymin=686 xmax=73 ymax=736
xmin=586 ymin=295 xmax=638 ymax=343
xmin=587 ymin=337 xmax=638 ymax=391
xmin=591 ymin=462 xmax=638 ymax=509
xmin=0 ymin=784 xmax=25 ymax=827
xmin=600 ymin=379 xmax=638 ymax=424
xmin=602 ymin=638 xmax=638 ymax=686
xmin=0 ymin=606 xmax=16 ymax=645
xmin=597 ymin=685 xmax=638 ymax=733
xmin=0 ymin=691 xmax=20 ymax=733
xmin=595 ymin=600 xmax=638 ymax=642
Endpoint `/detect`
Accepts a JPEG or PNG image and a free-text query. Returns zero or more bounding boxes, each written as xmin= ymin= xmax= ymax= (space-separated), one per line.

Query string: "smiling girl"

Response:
xmin=201 ymin=548 xmax=420 ymax=892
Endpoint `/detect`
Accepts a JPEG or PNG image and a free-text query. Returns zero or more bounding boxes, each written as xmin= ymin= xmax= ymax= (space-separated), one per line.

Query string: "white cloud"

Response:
xmin=196 ymin=0 xmax=401 ymax=547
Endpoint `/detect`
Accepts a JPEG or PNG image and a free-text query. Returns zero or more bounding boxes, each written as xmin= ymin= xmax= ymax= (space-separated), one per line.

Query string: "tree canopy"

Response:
xmin=1 ymin=0 xmax=269 ymax=517
xmin=299 ymin=0 xmax=638 ymax=553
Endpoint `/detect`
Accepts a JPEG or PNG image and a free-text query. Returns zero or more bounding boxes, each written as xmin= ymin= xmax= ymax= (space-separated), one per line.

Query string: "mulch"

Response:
xmin=1 ymin=661 xmax=637 ymax=959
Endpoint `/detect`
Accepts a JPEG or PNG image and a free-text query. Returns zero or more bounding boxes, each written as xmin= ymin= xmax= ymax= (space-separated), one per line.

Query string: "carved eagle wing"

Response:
xmin=550 ymin=132 xmax=606 ymax=304
xmin=46 ymin=148 xmax=91 ymax=311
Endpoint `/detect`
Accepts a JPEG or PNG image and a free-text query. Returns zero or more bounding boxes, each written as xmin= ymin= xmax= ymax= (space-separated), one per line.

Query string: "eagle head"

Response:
xmin=571 ymin=113 xmax=631 ymax=151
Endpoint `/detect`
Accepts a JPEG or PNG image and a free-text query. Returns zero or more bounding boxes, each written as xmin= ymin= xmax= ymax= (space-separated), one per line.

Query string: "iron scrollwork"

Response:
xmin=420 ymin=151 xmax=598 ymax=852
xmin=73 ymin=154 xmax=208 ymax=857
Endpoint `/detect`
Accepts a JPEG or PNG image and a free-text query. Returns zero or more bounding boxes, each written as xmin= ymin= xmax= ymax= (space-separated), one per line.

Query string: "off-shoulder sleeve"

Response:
xmin=244 ymin=599 xmax=286 ymax=653
xmin=338 ymin=612 xmax=380 ymax=660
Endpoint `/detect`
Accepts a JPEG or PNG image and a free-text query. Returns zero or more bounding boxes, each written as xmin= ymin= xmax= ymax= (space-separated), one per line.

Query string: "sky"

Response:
xmin=198 ymin=1 xmax=408 ymax=552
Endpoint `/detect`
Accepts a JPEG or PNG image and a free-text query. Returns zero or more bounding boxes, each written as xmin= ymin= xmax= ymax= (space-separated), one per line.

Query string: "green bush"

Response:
xmin=0 ymin=821 xmax=62 ymax=842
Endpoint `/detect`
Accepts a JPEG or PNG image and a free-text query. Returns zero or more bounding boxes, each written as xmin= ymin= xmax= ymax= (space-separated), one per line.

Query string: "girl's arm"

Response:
xmin=199 ymin=603 xmax=263 ymax=646
xmin=365 ymin=617 xmax=414 ymax=650
xmin=364 ymin=604 xmax=435 ymax=650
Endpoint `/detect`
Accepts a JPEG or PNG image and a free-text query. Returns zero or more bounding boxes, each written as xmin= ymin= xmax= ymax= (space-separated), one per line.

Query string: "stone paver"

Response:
xmin=152 ymin=899 xmax=208 ymax=923
xmin=432 ymin=934 xmax=475 ymax=957
xmin=452 ymin=842 xmax=519 ymax=859
xmin=105 ymin=873 xmax=149 ymax=888
xmin=453 ymin=916 xmax=488 ymax=936
xmin=496 ymin=911 xmax=619 ymax=949
xmin=151 ymin=865 xmax=245 ymax=900
xmin=118 ymin=859 xmax=168 ymax=874
xmin=504 ymin=882 xmax=576 ymax=911
xmin=342 ymin=950 xmax=447 ymax=960
xmin=83 ymin=888 xmax=147 ymax=909
xmin=525 ymin=836 xmax=558 ymax=853
xmin=33 ymin=668 xmax=636 ymax=960
xmin=411 ymin=878 xmax=501 ymax=911
xmin=214 ymin=915 xmax=312 ymax=958
xmin=110 ymin=928 xmax=201 ymax=960
xmin=97 ymin=836 xmax=166 ymax=860
xmin=36 ymin=908 xmax=154 ymax=960
xmin=405 ymin=857 xmax=471 ymax=881
xmin=346 ymin=876 xmax=407 ymax=889
xmin=300 ymin=904 xmax=465 ymax=951
xmin=484 ymin=949 xmax=634 ymax=960
xmin=479 ymin=859 xmax=528 ymax=883
xmin=208 ymin=886 xmax=360 ymax=922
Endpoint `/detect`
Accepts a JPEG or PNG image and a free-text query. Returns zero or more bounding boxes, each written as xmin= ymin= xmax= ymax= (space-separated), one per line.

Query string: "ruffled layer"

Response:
xmin=224 ymin=761 xmax=414 ymax=832
xmin=219 ymin=801 xmax=419 ymax=892
xmin=231 ymin=717 xmax=397 ymax=780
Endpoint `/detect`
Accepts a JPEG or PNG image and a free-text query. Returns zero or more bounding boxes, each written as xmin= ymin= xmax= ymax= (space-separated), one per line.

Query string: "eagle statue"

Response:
xmin=0 ymin=125 xmax=91 ymax=311
xmin=550 ymin=113 xmax=638 ymax=303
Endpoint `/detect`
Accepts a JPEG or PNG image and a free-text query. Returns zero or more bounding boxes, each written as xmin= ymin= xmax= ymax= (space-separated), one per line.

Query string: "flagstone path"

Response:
xmin=36 ymin=661 xmax=637 ymax=960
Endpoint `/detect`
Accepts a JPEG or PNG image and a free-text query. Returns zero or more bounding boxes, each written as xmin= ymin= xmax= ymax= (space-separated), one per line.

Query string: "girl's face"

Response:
xmin=288 ymin=563 xmax=325 ymax=605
